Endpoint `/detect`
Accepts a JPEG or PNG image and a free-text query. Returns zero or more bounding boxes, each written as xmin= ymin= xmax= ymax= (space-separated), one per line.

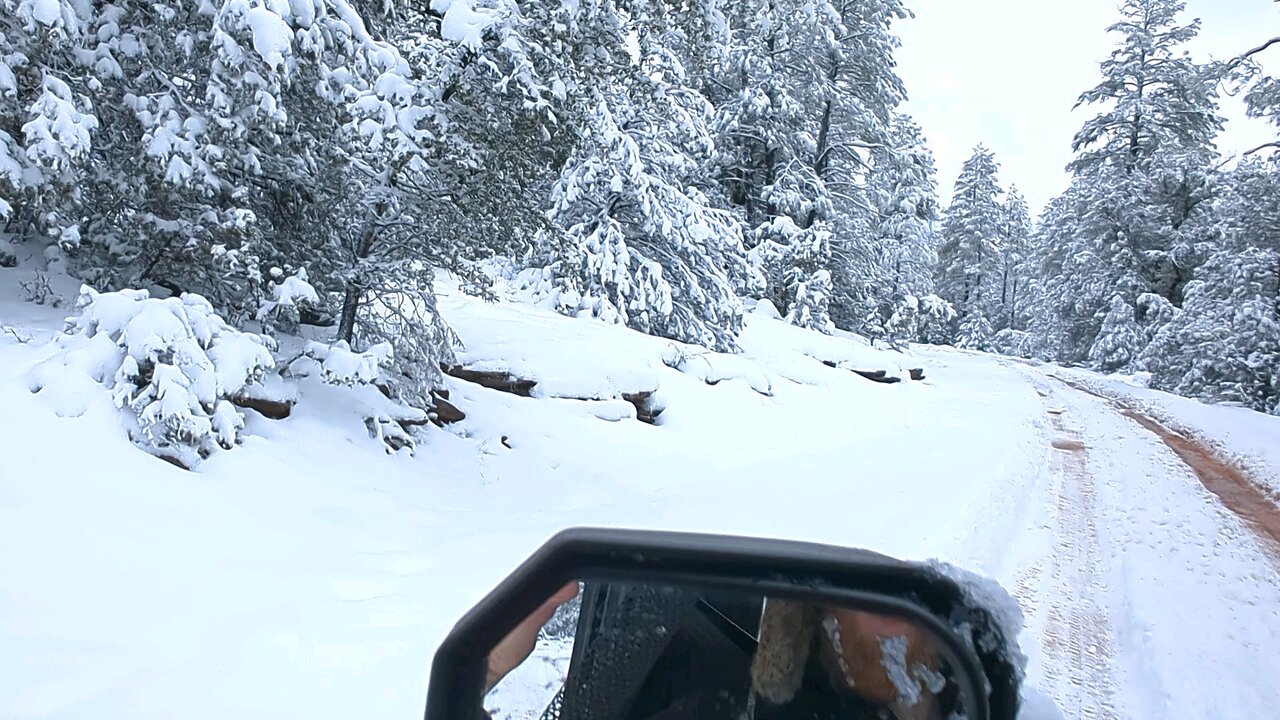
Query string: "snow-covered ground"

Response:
xmin=2 ymin=270 xmax=1279 ymax=720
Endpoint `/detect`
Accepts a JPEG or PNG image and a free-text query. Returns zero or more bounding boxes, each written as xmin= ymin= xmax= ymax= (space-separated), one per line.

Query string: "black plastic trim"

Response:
xmin=423 ymin=527 xmax=1019 ymax=720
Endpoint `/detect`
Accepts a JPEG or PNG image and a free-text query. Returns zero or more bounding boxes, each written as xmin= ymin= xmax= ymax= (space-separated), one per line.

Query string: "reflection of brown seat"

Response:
xmin=754 ymin=600 xmax=950 ymax=720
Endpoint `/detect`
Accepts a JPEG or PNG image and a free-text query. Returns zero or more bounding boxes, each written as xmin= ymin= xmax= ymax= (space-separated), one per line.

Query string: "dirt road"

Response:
xmin=1007 ymin=366 xmax=1280 ymax=719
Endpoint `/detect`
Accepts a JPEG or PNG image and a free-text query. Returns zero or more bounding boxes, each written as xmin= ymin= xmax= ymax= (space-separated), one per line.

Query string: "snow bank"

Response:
xmin=741 ymin=314 xmax=909 ymax=372
xmin=439 ymin=281 xmax=666 ymax=400
xmin=445 ymin=277 xmax=913 ymax=406
xmin=26 ymin=286 xmax=274 ymax=467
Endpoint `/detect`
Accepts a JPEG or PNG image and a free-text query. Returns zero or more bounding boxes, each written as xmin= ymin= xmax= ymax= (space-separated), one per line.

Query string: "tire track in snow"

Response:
xmin=1007 ymin=365 xmax=1280 ymax=717
xmin=1021 ymin=390 xmax=1119 ymax=720
xmin=1054 ymin=376 xmax=1280 ymax=562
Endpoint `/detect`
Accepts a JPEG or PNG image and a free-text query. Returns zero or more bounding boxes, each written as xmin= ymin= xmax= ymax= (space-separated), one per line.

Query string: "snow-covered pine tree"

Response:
xmin=997 ymin=186 xmax=1032 ymax=332
xmin=2 ymin=0 xmax=431 ymax=304
xmin=707 ymin=0 xmax=835 ymax=326
xmin=784 ymin=269 xmax=834 ymax=334
xmin=0 ymin=0 xmax=582 ymax=407
xmin=1026 ymin=0 xmax=1223 ymax=365
xmin=708 ymin=0 xmax=908 ymax=334
xmin=812 ymin=0 xmax=910 ymax=336
xmin=1070 ymin=0 xmax=1223 ymax=178
xmin=710 ymin=0 xmax=821 ymax=230
xmin=1089 ymin=295 xmax=1144 ymax=372
xmin=863 ymin=114 xmax=942 ymax=346
xmin=914 ymin=293 xmax=956 ymax=346
xmin=517 ymin=0 xmax=755 ymax=351
xmin=1142 ymin=159 xmax=1280 ymax=413
xmin=1142 ymin=248 xmax=1280 ymax=413
xmin=935 ymin=145 xmax=1004 ymax=345
xmin=1022 ymin=184 xmax=1103 ymax=363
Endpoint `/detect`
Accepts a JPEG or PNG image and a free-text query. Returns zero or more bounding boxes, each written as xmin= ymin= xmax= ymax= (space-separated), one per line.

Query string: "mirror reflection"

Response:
xmin=483 ymin=580 xmax=971 ymax=720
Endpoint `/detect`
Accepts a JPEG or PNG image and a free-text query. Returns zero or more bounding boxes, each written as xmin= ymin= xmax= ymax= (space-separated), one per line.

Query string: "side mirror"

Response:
xmin=424 ymin=528 xmax=1022 ymax=720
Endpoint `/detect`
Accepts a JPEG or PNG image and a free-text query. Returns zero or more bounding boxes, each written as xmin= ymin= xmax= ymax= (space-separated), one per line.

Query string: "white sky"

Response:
xmin=894 ymin=0 xmax=1279 ymax=215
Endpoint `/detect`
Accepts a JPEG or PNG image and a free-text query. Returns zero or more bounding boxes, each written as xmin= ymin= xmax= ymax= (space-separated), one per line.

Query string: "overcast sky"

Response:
xmin=894 ymin=0 xmax=1278 ymax=215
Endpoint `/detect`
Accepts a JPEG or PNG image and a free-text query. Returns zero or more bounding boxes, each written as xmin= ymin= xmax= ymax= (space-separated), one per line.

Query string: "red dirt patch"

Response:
xmin=1119 ymin=408 xmax=1280 ymax=553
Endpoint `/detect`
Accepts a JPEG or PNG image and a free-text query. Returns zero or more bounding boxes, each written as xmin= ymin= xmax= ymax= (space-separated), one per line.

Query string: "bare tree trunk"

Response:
xmin=804 ymin=51 xmax=840 ymax=230
xmin=336 ymin=218 xmax=380 ymax=345
xmin=1010 ymin=277 xmax=1020 ymax=331
xmin=337 ymin=285 xmax=361 ymax=344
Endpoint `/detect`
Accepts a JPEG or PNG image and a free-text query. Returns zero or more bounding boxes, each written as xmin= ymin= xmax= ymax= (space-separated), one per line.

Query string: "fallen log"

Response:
xmin=444 ymin=366 xmax=537 ymax=397
xmin=816 ymin=358 xmax=911 ymax=384
xmin=446 ymin=364 xmax=661 ymax=424
xmin=230 ymin=394 xmax=294 ymax=420
xmin=852 ymin=369 xmax=903 ymax=384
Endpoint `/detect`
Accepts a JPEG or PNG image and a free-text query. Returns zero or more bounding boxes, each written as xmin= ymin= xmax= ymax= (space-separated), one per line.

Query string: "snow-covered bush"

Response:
xmin=748 ymin=218 xmax=833 ymax=331
xmin=990 ymin=329 xmax=1038 ymax=359
xmin=785 ymin=269 xmax=834 ymax=334
xmin=882 ymin=294 xmax=921 ymax=350
xmin=914 ymin=294 xmax=956 ymax=346
xmin=956 ymin=314 xmax=995 ymax=351
xmin=30 ymin=286 xmax=275 ymax=467
xmin=1088 ymin=295 xmax=1144 ymax=373
xmin=256 ymin=267 xmax=319 ymax=334
xmin=297 ymin=340 xmax=394 ymax=387
xmin=289 ymin=339 xmax=427 ymax=453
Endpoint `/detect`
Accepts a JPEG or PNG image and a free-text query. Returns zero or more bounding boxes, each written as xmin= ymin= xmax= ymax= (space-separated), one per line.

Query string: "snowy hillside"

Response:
xmin=4 ymin=265 xmax=1280 ymax=720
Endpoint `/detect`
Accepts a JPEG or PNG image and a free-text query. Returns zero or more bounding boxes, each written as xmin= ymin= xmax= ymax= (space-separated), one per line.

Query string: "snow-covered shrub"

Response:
xmin=882 ymin=295 xmax=920 ymax=350
xmin=290 ymin=339 xmax=426 ymax=453
xmin=365 ymin=415 xmax=416 ymax=453
xmin=298 ymin=340 xmax=394 ymax=387
xmin=1088 ymin=295 xmax=1144 ymax=373
xmin=785 ymin=269 xmax=834 ymax=334
xmin=956 ymin=315 xmax=995 ymax=351
xmin=19 ymin=271 xmax=62 ymax=306
xmin=750 ymin=218 xmax=833 ymax=331
xmin=31 ymin=286 xmax=275 ymax=467
xmin=990 ymin=329 xmax=1038 ymax=359
xmin=256 ymin=267 xmax=320 ymax=334
xmin=914 ymin=294 xmax=956 ymax=346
